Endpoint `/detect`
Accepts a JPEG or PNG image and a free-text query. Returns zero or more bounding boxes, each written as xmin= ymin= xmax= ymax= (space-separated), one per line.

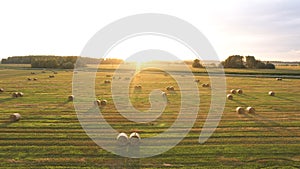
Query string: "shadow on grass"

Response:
xmin=242 ymin=113 xmax=297 ymax=137
xmin=0 ymin=98 xmax=14 ymax=103
xmin=274 ymin=95 xmax=299 ymax=103
xmin=232 ymin=99 xmax=248 ymax=107
xmin=238 ymin=94 xmax=257 ymax=99
xmin=0 ymin=120 xmax=14 ymax=128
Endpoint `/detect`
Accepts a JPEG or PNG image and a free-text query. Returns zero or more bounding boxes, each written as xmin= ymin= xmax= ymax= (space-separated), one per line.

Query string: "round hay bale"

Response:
xmin=227 ymin=94 xmax=233 ymax=100
xmin=94 ymin=100 xmax=101 ymax=106
xmin=27 ymin=78 xmax=32 ymax=81
xmin=0 ymin=88 xmax=4 ymax=92
xmin=236 ymin=107 xmax=245 ymax=114
xmin=104 ymin=80 xmax=111 ymax=84
xmin=53 ymin=72 xmax=58 ymax=74
xmin=12 ymin=92 xmax=18 ymax=98
xmin=237 ymin=89 xmax=243 ymax=94
xmin=10 ymin=113 xmax=21 ymax=122
xmin=194 ymin=79 xmax=200 ymax=83
xmin=202 ymin=84 xmax=209 ymax=87
xmin=17 ymin=92 xmax=24 ymax=97
xmin=31 ymin=72 xmax=36 ymax=74
xmin=134 ymin=85 xmax=142 ymax=90
xmin=276 ymin=78 xmax=282 ymax=81
xmin=129 ymin=132 xmax=141 ymax=145
xmin=246 ymin=107 xmax=256 ymax=114
xmin=100 ymin=100 xmax=107 ymax=107
xmin=167 ymin=86 xmax=175 ymax=91
xmin=68 ymin=95 xmax=74 ymax=101
xmin=33 ymin=78 xmax=38 ymax=81
xmin=161 ymin=92 xmax=167 ymax=97
xmin=116 ymin=132 xmax=129 ymax=146
xmin=269 ymin=91 xmax=275 ymax=96
xmin=230 ymin=89 xmax=237 ymax=94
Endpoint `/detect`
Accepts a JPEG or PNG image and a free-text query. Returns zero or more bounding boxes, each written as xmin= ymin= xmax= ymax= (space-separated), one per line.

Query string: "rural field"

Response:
xmin=0 ymin=63 xmax=299 ymax=168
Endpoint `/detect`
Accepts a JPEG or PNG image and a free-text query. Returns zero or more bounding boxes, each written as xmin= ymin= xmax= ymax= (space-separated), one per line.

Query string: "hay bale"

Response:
xmin=236 ymin=107 xmax=245 ymax=114
xmin=276 ymin=78 xmax=282 ymax=81
xmin=129 ymin=132 xmax=141 ymax=145
xmin=12 ymin=92 xmax=18 ymax=98
xmin=31 ymin=72 xmax=36 ymax=74
xmin=202 ymin=84 xmax=209 ymax=87
xmin=237 ymin=89 xmax=243 ymax=94
xmin=246 ymin=107 xmax=256 ymax=114
xmin=194 ymin=79 xmax=200 ymax=83
xmin=161 ymin=92 xmax=167 ymax=97
xmin=33 ymin=78 xmax=38 ymax=81
xmin=227 ymin=94 xmax=233 ymax=100
xmin=100 ymin=100 xmax=107 ymax=107
xmin=10 ymin=113 xmax=21 ymax=122
xmin=27 ymin=78 xmax=32 ymax=81
xmin=166 ymin=86 xmax=175 ymax=91
xmin=269 ymin=91 xmax=275 ymax=96
xmin=94 ymin=100 xmax=101 ymax=106
xmin=134 ymin=85 xmax=142 ymax=90
xmin=68 ymin=95 xmax=74 ymax=101
xmin=0 ymin=88 xmax=4 ymax=92
xmin=17 ymin=92 xmax=24 ymax=97
xmin=230 ymin=89 xmax=237 ymax=94
xmin=42 ymin=71 xmax=46 ymax=73
xmin=117 ymin=132 xmax=129 ymax=146
xmin=53 ymin=72 xmax=58 ymax=74
xmin=49 ymin=75 xmax=55 ymax=78
xmin=104 ymin=80 xmax=111 ymax=84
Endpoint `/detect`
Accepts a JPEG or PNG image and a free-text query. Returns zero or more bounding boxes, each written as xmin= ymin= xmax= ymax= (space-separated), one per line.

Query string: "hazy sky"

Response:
xmin=0 ymin=0 xmax=299 ymax=61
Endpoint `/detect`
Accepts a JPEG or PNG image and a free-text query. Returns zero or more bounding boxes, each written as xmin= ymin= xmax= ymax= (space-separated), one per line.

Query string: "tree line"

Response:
xmin=1 ymin=56 xmax=123 ymax=69
xmin=192 ymin=55 xmax=275 ymax=69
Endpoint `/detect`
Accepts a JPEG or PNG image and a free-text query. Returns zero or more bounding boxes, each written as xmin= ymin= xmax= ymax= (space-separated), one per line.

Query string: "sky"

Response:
xmin=0 ymin=0 xmax=300 ymax=61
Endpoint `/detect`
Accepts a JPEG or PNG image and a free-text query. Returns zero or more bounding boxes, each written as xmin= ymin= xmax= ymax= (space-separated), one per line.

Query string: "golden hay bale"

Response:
xmin=116 ymin=133 xmax=129 ymax=146
xmin=100 ymin=100 xmax=107 ymax=107
xmin=237 ymin=89 xmax=243 ymax=94
xmin=27 ymin=78 xmax=32 ymax=81
xmin=236 ymin=107 xmax=245 ymax=114
xmin=246 ymin=107 xmax=256 ymax=114
xmin=202 ymin=84 xmax=210 ymax=87
xmin=129 ymin=132 xmax=141 ymax=145
xmin=194 ymin=79 xmax=200 ymax=83
xmin=134 ymin=85 xmax=142 ymax=90
xmin=12 ymin=92 xmax=18 ymax=98
xmin=269 ymin=91 xmax=275 ymax=96
xmin=161 ymin=92 xmax=167 ymax=97
xmin=68 ymin=95 xmax=74 ymax=101
xmin=0 ymin=88 xmax=4 ymax=92
xmin=166 ymin=86 xmax=175 ymax=91
xmin=53 ymin=72 xmax=58 ymax=74
xmin=49 ymin=75 xmax=55 ymax=78
xmin=230 ymin=89 xmax=237 ymax=94
xmin=33 ymin=78 xmax=38 ymax=81
xmin=276 ymin=78 xmax=282 ymax=81
xmin=17 ymin=92 xmax=24 ymax=97
xmin=10 ymin=113 xmax=21 ymax=122
xmin=227 ymin=94 xmax=233 ymax=100
xmin=31 ymin=72 xmax=36 ymax=74
xmin=104 ymin=80 xmax=111 ymax=84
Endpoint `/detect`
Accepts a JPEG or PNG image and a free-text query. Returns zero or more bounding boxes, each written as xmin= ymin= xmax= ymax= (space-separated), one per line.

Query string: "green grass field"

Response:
xmin=0 ymin=64 xmax=299 ymax=168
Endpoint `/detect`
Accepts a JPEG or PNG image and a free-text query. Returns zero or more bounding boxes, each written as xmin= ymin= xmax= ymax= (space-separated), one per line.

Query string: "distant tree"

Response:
xmin=245 ymin=56 xmax=256 ymax=68
xmin=223 ymin=55 xmax=245 ymax=68
xmin=192 ymin=59 xmax=203 ymax=68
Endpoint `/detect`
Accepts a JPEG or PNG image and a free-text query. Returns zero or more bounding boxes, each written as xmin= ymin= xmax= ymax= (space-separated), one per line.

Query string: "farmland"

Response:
xmin=0 ymin=63 xmax=299 ymax=168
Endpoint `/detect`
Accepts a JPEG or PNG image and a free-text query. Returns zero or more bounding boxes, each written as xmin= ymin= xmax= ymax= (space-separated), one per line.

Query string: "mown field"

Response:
xmin=0 ymin=63 xmax=299 ymax=168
